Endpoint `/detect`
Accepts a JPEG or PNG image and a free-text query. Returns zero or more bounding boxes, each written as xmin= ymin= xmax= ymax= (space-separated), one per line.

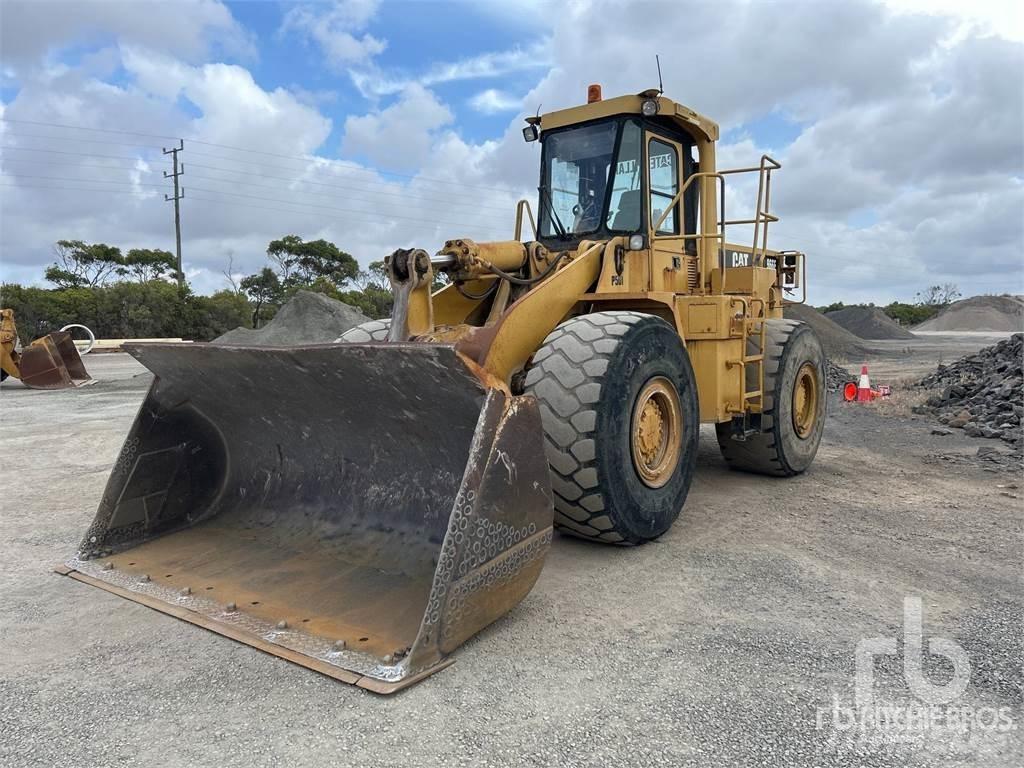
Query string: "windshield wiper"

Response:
xmin=538 ymin=183 xmax=571 ymax=240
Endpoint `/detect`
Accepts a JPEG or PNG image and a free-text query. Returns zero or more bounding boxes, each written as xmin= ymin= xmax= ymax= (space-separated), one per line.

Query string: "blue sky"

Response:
xmin=228 ymin=1 xmax=549 ymax=150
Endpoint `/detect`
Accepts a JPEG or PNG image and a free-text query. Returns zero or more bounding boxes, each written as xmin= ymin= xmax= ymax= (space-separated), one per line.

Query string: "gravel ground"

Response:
xmin=1 ymin=344 xmax=1021 ymax=768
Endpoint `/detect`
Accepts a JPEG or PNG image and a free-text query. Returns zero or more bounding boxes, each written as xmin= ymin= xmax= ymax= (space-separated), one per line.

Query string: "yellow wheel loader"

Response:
xmin=60 ymin=87 xmax=825 ymax=693
xmin=1 ymin=308 xmax=93 ymax=389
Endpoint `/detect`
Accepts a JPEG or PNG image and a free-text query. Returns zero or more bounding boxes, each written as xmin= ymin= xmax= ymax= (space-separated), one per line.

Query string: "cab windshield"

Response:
xmin=539 ymin=119 xmax=643 ymax=240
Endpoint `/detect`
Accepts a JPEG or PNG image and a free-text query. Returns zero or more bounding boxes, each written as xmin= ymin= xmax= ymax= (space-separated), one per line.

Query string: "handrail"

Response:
xmin=514 ymin=199 xmax=537 ymax=241
xmin=714 ymin=154 xmax=781 ymax=266
xmin=651 ymin=155 xmax=782 ymax=275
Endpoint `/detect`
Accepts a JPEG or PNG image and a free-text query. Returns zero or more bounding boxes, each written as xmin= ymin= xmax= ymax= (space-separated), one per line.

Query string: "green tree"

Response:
xmin=240 ymin=267 xmax=283 ymax=328
xmin=189 ymin=290 xmax=252 ymax=339
xmin=266 ymin=235 xmax=359 ymax=287
xmin=44 ymin=240 xmax=124 ymax=288
xmin=122 ymin=248 xmax=177 ymax=283
xmin=817 ymin=301 xmax=846 ymax=314
xmin=883 ymin=301 xmax=939 ymax=327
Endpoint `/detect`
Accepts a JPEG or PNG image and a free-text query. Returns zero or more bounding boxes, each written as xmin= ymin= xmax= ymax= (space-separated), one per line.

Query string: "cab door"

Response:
xmin=645 ymin=132 xmax=691 ymax=293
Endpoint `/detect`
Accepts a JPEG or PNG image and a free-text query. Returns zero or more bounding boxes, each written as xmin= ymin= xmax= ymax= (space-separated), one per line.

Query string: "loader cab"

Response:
xmin=536 ymin=115 xmax=699 ymax=253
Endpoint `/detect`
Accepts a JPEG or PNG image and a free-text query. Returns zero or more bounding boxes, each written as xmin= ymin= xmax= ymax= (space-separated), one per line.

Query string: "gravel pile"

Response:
xmin=915 ymin=295 xmax=1024 ymax=332
xmin=783 ymin=304 xmax=870 ymax=360
xmin=914 ymin=333 xmax=1023 ymax=446
xmin=825 ymin=305 xmax=915 ymax=340
xmin=214 ymin=290 xmax=368 ymax=346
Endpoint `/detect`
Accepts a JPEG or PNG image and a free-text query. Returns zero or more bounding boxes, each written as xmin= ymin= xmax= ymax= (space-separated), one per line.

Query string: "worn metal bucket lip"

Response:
xmin=55 ymin=559 xmax=454 ymax=694
xmin=64 ymin=339 xmax=554 ymax=691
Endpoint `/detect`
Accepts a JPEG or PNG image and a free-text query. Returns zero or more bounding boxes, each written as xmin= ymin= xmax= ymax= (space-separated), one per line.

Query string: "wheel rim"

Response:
xmin=792 ymin=362 xmax=820 ymax=439
xmin=630 ymin=376 xmax=683 ymax=489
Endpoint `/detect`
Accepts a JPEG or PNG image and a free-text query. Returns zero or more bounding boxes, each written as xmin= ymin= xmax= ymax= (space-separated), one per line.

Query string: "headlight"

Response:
xmin=522 ymin=124 xmax=539 ymax=142
xmin=628 ymin=234 xmax=646 ymax=250
xmin=641 ymin=98 xmax=659 ymax=117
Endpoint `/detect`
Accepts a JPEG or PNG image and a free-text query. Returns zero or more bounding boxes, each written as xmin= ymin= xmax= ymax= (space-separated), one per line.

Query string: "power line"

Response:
xmin=183 ymin=148 xmax=514 ymax=194
xmin=0 ymin=145 xmax=171 ymax=164
xmin=1 ymin=142 xmax=514 ymax=210
xmin=0 ymin=155 xmax=513 ymax=220
xmin=185 ymin=193 xmax=505 ymax=239
xmin=0 ymin=169 xmax=507 ymax=229
xmin=187 ymin=186 xmax=506 ymax=235
xmin=184 ymin=170 xmax=513 ymax=218
xmin=0 ymin=179 xmax=502 ymax=238
xmin=1 ymin=131 xmax=166 ymax=150
xmin=2 ymin=119 xmax=521 ymax=193
xmin=2 ymin=157 xmax=158 ymax=172
xmin=0 ymin=117 xmax=179 ymax=141
xmin=0 ymin=172 xmax=169 ymax=189
xmin=0 ymin=181 xmax=165 ymax=196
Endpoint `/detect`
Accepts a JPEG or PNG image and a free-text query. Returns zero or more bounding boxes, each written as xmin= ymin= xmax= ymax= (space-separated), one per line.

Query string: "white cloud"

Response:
xmin=349 ymin=41 xmax=550 ymax=98
xmin=882 ymin=0 xmax=1024 ymax=41
xmin=341 ymin=84 xmax=453 ymax=169
xmin=468 ymin=88 xmax=523 ymax=114
xmin=280 ymin=0 xmax=386 ymax=69
xmin=0 ymin=0 xmax=253 ymax=69
xmin=119 ymin=47 xmax=332 ymax=156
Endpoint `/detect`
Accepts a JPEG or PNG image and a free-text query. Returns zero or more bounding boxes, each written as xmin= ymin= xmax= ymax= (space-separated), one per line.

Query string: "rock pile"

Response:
xmin=825 ymin=360 xmax=853 ymax=392
xmin=214 ymin=290 xmax=368 ymax=346
xmin=914 ymin=333 xmax=1023 ymax=446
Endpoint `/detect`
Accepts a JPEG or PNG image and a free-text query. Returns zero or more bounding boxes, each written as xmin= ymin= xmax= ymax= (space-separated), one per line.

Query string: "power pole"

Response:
xmin=163 ymin=139 xmax=185 ymax=289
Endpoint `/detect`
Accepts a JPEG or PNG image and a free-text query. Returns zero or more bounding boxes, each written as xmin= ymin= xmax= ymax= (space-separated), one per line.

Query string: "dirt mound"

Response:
xmin=914 ymin=333 xmax=1023 ymax=446
xmin=214 ymin=290 xmax=369 ymax=346
xmin=783 ymin=304 xmax=870 ymax=360
xmin=915 ymin=295 xmax=1024 ymax=333
xmin=825 ymin=306 xmax=915 ymax=340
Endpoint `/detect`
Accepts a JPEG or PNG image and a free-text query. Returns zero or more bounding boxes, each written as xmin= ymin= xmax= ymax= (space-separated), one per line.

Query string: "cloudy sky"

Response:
xmin=0 ymin=0 xmax=1021 ymax=304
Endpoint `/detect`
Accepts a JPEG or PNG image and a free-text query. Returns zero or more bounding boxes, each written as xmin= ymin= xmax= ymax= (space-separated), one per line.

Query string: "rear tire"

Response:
xmin=715 ymin=320 xmax=825 ymax=476
xmin=336 ymin=319 xmax=391 ymax=343
xmin=524 ymin=311 xmax=699 ymax=544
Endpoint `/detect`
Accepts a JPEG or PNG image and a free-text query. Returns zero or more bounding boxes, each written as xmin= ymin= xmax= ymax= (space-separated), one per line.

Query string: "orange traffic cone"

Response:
xmin=856 ymin=365 xmax=873 ymax=402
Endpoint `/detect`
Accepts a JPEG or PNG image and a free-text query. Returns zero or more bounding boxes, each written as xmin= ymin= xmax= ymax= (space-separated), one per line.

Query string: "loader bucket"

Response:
xmin=19 ymin=331 xmax=93 ymax=389
xmin=59 ymin=342 xmax=553 ymax=692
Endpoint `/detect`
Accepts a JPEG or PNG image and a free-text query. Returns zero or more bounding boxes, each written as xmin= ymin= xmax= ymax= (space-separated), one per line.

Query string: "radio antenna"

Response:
xmin=656 ymin=55 xmax=664 ymax=94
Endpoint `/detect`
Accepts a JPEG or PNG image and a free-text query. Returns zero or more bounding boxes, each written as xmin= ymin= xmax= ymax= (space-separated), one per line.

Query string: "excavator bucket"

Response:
xmin=18 ymin=331 xmax=93 ymax=389
xmin=59 ymin=342 xmax=553 ymax=692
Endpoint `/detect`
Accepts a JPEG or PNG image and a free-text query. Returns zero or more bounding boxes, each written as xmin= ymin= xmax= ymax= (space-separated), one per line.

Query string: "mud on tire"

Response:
xmin=524 ymin=311 xmax=699 ymax=545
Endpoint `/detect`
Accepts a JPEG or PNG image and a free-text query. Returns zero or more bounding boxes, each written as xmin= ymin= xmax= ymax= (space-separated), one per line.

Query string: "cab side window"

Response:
xmin=649 ymin=139 xmax=679 ymax=235
xmin=607 ymin=121 xmax=643 ymax=231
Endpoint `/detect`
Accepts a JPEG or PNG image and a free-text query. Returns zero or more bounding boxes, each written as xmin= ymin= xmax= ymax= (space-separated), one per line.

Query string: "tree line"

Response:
xmin=0 ymin=236 xmax=394 ymax=344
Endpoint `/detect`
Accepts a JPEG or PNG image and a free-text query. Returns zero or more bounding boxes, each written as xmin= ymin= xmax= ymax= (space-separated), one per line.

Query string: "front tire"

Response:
xmin=715 ymin=320 xmax=825 ymax=476
xmin=524 ymin=311 xmax=699 ymax=544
